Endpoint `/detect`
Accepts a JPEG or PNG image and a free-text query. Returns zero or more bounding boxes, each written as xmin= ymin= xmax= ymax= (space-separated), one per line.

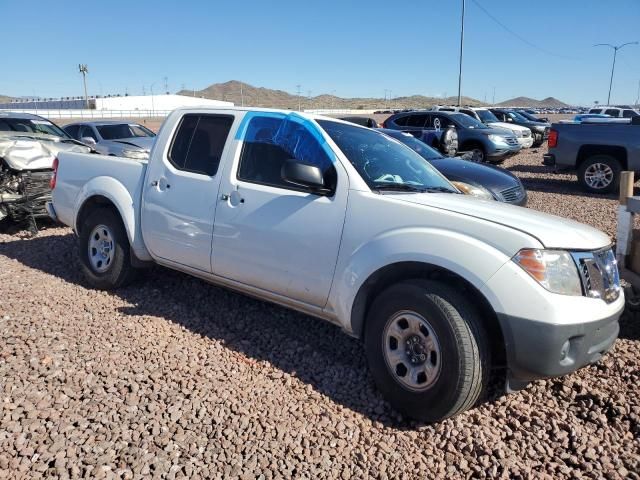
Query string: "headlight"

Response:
xmin=451 ymin=181 xmax=495 ymax=200
xmin=488 ymin=134 xmax=508 ymax=145
xmin=512 ymin=130 xmax=523 ymax=138
xmin=121 ymin=149 xmax=149 ymax=160
xmin=513 ymin=249 xmax=582 ymax=296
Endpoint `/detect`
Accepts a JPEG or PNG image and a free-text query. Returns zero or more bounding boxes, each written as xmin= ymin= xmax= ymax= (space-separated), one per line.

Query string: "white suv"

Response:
xmin=588 ymin=106 xmax=639 ymax=118
xmin=433 ymin=106 xmax=534 ymax=148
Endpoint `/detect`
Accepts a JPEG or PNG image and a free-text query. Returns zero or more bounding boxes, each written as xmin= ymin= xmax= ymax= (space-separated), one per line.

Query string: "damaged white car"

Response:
xmin=0 ymin=112 xmax=89 ymax=231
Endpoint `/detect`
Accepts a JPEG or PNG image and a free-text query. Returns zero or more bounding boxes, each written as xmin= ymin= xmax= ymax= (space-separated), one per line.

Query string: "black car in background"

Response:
xmin=379 ymin=128 xmax=527 ymax=205
xmin=383 ymin=110 xmax=521 ymax=163
xmin=490 ymin=109 xmax=550 ymax=147
xmin=515 ymin=109 xmax=549 ymax=123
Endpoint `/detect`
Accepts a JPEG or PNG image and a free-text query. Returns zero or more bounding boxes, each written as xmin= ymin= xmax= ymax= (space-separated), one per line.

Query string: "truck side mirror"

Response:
xmin=81 ymin=137 xmax=96 ymax=147
xmin=281 ymin=160 xmax=332 ymax=195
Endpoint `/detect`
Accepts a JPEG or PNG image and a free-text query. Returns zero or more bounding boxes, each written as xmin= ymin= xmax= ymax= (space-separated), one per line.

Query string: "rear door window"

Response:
xmin=168 ymin=114 xmax=233 ymax=176
xmin=604 ymin=109 xmax=619 ymax=116
xmin=406 ymin=114 xmax=428 ymax=128
xmin=393 ymin=116 xmax=409 ymax=127
xmin=589 ymin=109 xmax=602 ymax=114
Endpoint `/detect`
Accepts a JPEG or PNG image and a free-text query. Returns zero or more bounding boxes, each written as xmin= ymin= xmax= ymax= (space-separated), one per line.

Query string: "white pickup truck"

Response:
xmin=49 ymin=107 xmax=624 ymax=422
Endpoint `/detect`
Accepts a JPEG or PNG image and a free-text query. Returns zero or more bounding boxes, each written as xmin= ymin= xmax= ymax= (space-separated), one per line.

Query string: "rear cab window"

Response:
xmin=168 ymin=114 xmax=234 ymax=176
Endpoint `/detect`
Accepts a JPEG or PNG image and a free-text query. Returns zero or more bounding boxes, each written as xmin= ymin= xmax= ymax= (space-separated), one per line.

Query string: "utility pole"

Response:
xmin=635 ymin=79 xmax=640 ymax=107
xmin=456 ymin=0 xmax=465 ymax=107
xmin=296 ymin=84 xmax=301 ymax=111
xmin=240 ymin=83 xmax=244 ymax=107
xmin=78 ymin=64 xmax=89 ymax=108
xmin=163 ymin=76 xmax=169 ymax=94
xmin=594 ymin=41 xmax=638 ymax=104
xmin=492 ymin=86 xmax=496 ymax=105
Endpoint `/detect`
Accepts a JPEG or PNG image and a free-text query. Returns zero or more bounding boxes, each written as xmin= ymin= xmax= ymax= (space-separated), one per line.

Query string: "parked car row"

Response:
xmin=48 ymin=106 xmax=623 ymax=423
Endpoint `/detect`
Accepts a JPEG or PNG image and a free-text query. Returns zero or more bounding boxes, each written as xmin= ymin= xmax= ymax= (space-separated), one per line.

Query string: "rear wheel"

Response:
xmin=78 ymin=207 xmax=137 ymax=290
xmin=364 ymin=280 xmax=490 ymax=422
xmin=578 ymin=155 xmax=621 ymax=194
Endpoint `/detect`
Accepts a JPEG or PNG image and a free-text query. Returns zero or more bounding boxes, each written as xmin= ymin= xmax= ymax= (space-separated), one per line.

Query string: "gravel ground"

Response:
xmin=1 ymin=147 xmax=640 ymax=479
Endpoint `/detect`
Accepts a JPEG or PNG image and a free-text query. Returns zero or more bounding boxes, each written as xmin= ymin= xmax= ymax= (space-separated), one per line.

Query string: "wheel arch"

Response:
xmin=576 ymin=145 xmax=628 ymax=170
xmin=350 ymin=261 xmax=506 ymax=366
xmin=72 ymin=177 xmax=152 ymax=262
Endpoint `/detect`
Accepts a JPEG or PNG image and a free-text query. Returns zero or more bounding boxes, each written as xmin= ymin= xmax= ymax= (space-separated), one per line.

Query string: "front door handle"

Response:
xmin=221 ymin=192 xmax=244 ymax=205
xmin=150 ymin=180 xmax=158 ymax=187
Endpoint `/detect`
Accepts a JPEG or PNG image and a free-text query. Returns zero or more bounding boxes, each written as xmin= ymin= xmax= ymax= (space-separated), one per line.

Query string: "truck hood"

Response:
xmin=0 ymin=133 xmax=90 ymax=170
xmin=389 ymin=192 xmax=611 ymax=250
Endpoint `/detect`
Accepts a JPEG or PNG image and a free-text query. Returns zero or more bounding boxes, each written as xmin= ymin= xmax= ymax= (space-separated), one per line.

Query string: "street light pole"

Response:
xmin=457 ymin=0 xmax=466 ymax=107
xmin=78 ymin=64 xmax=89 ymax=108
xmin=594 ymin=42 xmax=638 ymax=104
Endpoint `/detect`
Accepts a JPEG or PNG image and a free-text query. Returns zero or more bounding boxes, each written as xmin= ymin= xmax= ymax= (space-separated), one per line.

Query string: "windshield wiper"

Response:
xmin=373 ymin=183 xmax=427 ymax=193
xmin=421 ymin=186 xmax=459 ymax=193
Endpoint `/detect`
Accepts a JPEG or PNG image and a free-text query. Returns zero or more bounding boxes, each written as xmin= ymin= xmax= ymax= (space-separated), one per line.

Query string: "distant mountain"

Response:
xmin=496 ymin=96 xmax=569 ymax=108
xmin=177 ymin=80 xmax=489 ymax=110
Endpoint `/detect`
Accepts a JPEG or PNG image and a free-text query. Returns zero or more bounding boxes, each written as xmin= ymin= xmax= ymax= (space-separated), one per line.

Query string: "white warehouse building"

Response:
xmin=94 ymin=94 xmax=233 ymax=111
xmin=0 ymin=94 xmax=233 ymax=119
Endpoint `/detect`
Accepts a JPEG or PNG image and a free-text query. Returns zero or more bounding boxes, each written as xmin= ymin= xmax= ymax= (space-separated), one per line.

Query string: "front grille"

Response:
xmin=505 ymin=137 xmax=519 ymax=146
xmin=499 ymin=185 xmax=525 ymax=203
xmin=572 ymin=248 xmax=620 ymax=303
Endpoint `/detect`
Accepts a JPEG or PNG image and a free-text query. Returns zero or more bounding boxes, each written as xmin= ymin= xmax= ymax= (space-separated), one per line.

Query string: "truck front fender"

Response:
xmin=73 ymin=176 xmax=152 ymax=261
xmin=328 ymin=227 xmax=512 ymax=335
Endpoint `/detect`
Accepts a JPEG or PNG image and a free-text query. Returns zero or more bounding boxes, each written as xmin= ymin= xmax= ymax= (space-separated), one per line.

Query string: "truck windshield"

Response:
xmin=475 ymin=110 xmax=500 ymax=123
xmin=0 ymin=117 xmax=70 ymax=138
xmin=317 ymin=120 xmax=456 ymax=193
xmin=379 ymin=130 xmax=444 ymax=160
xmin=96 ymin=124 xmax=156 ymax=140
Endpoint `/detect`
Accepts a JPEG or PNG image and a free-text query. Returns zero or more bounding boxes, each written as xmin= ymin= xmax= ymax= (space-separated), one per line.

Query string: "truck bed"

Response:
xmin=52 ymin=151 xmax=148 ymax=235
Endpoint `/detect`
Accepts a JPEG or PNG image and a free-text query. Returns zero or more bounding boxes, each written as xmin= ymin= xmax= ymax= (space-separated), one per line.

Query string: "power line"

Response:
xmin=471 ymin=0 xmax=579 ymax=60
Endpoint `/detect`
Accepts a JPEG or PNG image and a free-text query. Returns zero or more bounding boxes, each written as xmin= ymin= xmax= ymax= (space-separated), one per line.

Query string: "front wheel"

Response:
xmin=78 ymin=207 xmax=137 ymax=290
xmin=364 ymin=280 xmax=490 ymax=422
xmin=577 ymin=155 xmax=621 ymax=194
xmin=469 ymin=146 xmax=486 ymax=162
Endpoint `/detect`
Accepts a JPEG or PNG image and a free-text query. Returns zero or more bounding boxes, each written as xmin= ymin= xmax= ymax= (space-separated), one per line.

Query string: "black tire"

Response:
xmin=577 ymin=155 xmax=621 ymax=194
xmin=364 ymin=280 xmax=490 ymax=423
xmin=464 ymin=143 xmax=486 ymax=163
xmin=532 ymin=133 xmax=543 ymax=147
xmin=78 ymin=207 xmax=137 ymax=290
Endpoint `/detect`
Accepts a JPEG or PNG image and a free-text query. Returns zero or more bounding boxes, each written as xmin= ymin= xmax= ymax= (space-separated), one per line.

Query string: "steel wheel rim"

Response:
xmin=88 ymin=224 xmax=114 ymax=273
xmin=382 ymin=310 xmax=442 ymax=392
xmin=471 ymin=148 xmax=484 ymax=162
xmin=584 ymin=163 xmax=614 ymax=189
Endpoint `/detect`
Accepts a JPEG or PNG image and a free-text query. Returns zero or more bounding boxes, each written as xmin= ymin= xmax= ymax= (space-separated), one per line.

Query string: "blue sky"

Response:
xmin=2 ymin=0 xmax=639 ymax=105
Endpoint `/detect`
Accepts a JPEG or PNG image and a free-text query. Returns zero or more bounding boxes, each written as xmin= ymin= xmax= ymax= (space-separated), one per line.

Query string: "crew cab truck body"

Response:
xmin=544 ymin=118 xmax=640 ymax=193
xmin=50 ymin=107 xmax=624 ymax=422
